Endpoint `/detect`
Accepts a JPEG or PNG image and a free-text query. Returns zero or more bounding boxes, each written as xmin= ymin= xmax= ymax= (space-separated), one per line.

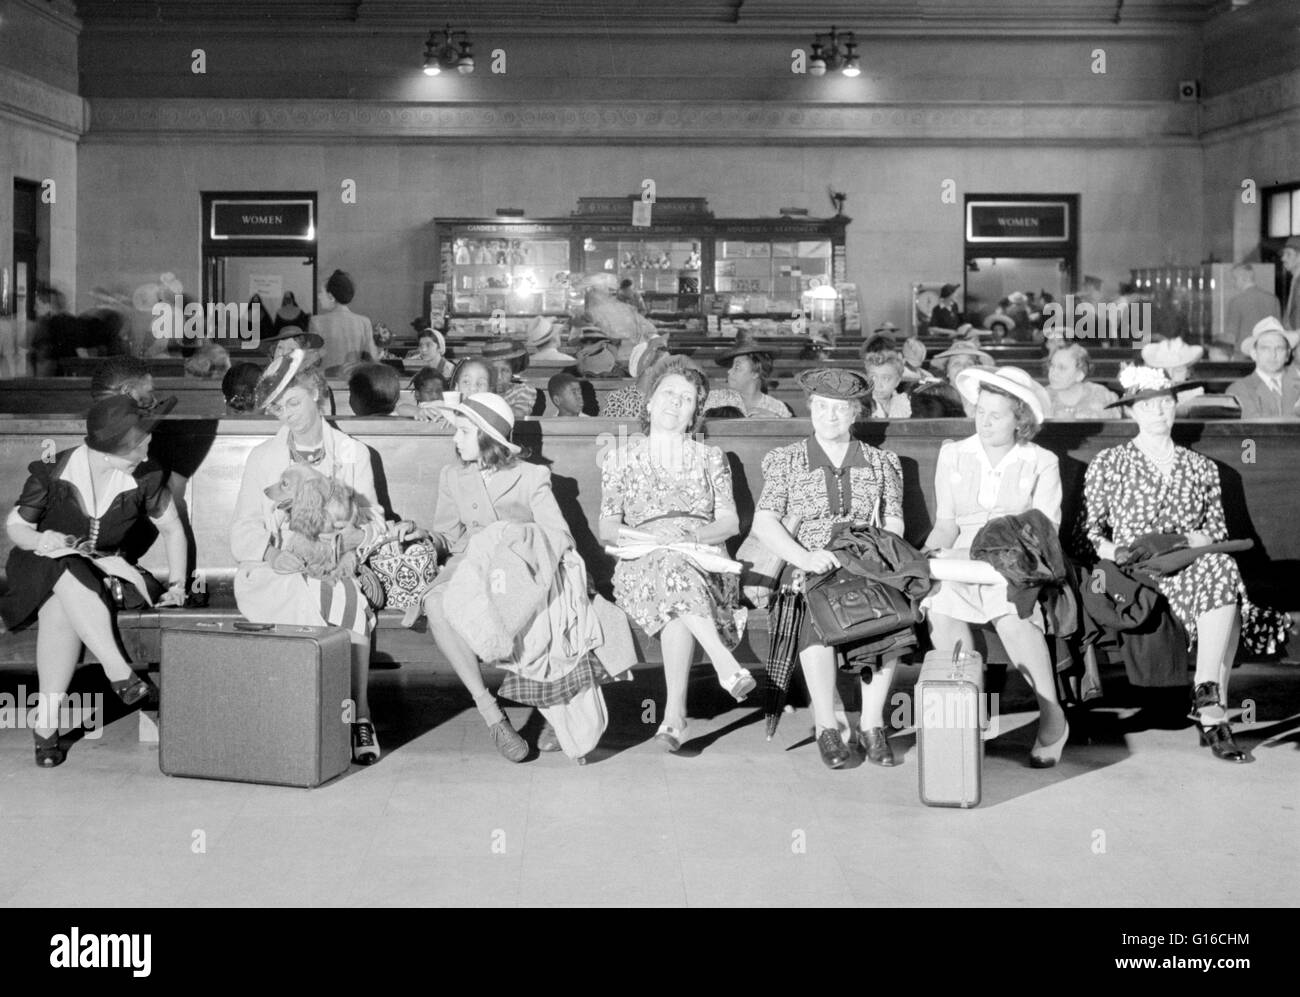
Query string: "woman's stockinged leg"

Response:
xmin=799 ymin=644 xmax=840 ymax=733
xmin=927 ymin=612 xmax=973 ymax=659
xmin=993 ymin=615 xmax=1066 ymax=744
xmin=1194 ymin=602 xmax=1240 ymax=723
xmin=426 ymin=596 xmax=489 ymax=700
xmin=679 ymin=614 xmax=741 ymax=680
xmin=660 ymin=618 xmax=695 ymax=730
xmin=32 ymin=597 xmax=83 ymax=738
xmin=50 ymin=573 xmax=134 ymax=682
xmin=861 ymin=657 xmax=899 ymax=729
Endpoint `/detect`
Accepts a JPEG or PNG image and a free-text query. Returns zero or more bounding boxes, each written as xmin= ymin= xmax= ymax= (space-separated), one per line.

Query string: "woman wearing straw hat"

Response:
xmin=705 ymin=335 xmax=793 ymax=419
xmin=921 ymin=365 xmax=1071 ymax=767
xmin=603 ymin=336 xmax=669 ymax=419
xmin=231 ymin=350 xmax=412 ymax=765
xmin=598 ymin=355 xmax=753 ymax=752
xmin=1080 ymin=365 xmax=1290 ymax=762
xmin=419 ymin=393 xmax=573 ymax=761
xmin=749 ymin=368 xmax=909 ymax=768
xmin=3 ymin=395 xmax=190 ymax=767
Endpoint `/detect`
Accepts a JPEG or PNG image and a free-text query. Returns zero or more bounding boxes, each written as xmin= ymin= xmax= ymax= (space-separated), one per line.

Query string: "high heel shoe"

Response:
xmin=721 ymin=668 xmax=757 ymax=703
xmin=110 ymin=674 xmax=154 ymax=708
xmin=1029 ymin=718 xmax=1069 ymax=768
xmin=1197 ymin=722 xmax=1253 ymax=763
xmin=33 ymin=731 xmax=66 ymax=769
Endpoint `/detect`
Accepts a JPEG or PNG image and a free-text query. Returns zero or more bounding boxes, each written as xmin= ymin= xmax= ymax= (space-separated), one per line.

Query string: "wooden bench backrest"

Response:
xmin=0 ymin=419 xmax=1295 ymax=617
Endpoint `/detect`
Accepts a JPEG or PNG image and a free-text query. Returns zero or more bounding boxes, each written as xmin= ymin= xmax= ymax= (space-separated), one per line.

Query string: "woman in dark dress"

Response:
xmin=2 ymin=396 xmax=189 ymax=767
xmin=1080 ymin=366 xmax=1290 ymax=763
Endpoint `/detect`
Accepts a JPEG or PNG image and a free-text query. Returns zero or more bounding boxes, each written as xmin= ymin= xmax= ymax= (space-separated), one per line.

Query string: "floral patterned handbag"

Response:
xmin=361 ymin=538 xmax=441 ymax=610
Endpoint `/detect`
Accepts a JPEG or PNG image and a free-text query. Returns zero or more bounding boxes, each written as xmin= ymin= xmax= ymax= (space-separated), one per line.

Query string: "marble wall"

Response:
xmin=75 ymin=138 xmax=1203 ymax=330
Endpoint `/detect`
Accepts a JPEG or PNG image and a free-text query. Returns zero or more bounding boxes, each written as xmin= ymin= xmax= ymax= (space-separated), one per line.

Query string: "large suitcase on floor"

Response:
xmin=916 ymin=648 xmax=985 ymax=808
xmin=159 ymin=621 xmax=352 ymax=788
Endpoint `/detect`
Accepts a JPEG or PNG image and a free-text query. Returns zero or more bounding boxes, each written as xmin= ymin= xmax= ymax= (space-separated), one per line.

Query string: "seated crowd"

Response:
xmin=4 ymin=265 xmax=1295 ymax=775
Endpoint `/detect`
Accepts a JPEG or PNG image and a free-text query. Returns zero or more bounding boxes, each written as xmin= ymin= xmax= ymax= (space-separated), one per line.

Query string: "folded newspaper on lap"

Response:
xmin=604 ymin=542 xmax=743 ymax=575
xmin=46 ymin=548 xmax=155 ymax=606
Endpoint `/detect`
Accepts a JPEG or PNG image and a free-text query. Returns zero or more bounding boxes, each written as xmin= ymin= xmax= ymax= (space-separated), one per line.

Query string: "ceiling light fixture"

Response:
xmin=807 ymin=27 xmax=859 ymax=78
xmin=423 ymin=23 xmax=474 ymax=76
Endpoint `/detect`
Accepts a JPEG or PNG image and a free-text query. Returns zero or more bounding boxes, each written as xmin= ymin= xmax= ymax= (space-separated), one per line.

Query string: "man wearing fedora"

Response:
xmin=929 ymin=283 xmax=962 ymax=332
xmin=1227 ymin=317 xmax=1300 ymax=418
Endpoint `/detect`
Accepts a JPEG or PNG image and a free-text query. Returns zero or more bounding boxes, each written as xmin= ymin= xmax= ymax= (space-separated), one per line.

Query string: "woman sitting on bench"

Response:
xmin=921 ymin=366 xmax=1070 ymax=768
xmin=2 ymin=395 xmax=189 ymax=767
xmin=230 ymin=350 xmax=417 ymax=766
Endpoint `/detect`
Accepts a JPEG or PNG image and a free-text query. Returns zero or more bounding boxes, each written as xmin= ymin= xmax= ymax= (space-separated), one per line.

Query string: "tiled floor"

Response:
xmin=1 ymin=660 xmax=1296 ymax=907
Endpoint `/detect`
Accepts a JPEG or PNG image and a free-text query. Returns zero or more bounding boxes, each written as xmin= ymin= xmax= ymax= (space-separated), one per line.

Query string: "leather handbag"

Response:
xmin=804 ymin=568 xmax=919 ymax=647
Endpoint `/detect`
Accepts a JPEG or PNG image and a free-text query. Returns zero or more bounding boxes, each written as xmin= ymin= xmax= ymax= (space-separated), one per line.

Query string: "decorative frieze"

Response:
xmin=86 ymin=98 xmax=1198 ymax=145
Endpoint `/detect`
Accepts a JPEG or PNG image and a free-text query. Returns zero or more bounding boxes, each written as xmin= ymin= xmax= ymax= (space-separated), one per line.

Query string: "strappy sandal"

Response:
xmin=721 ymin=668 xmax=757 ymax=703
xmin=654 ymin=722 xmax=687 ymax=753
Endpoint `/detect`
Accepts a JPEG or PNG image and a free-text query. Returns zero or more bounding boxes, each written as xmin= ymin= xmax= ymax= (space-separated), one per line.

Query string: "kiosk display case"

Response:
xmin=432 ymin=197 xmax=848 ymax=336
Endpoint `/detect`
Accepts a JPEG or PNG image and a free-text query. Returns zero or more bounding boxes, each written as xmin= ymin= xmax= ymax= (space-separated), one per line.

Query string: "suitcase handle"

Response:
xmin=233 ymin=621 xmax=275 ymax=632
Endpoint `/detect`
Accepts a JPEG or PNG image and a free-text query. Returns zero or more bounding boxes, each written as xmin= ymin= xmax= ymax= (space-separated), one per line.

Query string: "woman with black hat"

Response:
xmin=482 ymin=340 xmax=545 ymax=419
xmin=929 ymin=283 xmax=963 ymax=332
xmin=2 ymin=395 xmax=189 ymax=767
xmin=705 ymin=335 xmax=793 ymax=419
xmin=748 ymin=368 xmax=909 ymax=768
xmin=230 ymin=350 xmax=415 ymax=765
xmin=1079 ymin=365 xmax=1290 ymax=763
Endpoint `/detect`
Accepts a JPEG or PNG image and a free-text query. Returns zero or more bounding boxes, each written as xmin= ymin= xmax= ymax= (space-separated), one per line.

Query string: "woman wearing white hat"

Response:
xmin=420 ymin=392 xmax=575 ymax=761
xmin=922 ymin=365 xmax=1071 ymax=767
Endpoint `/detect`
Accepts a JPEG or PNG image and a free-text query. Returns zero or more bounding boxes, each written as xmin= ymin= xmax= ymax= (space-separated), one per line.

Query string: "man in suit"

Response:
xmin=1225 ymin=263 xmax=1281 ymax=354
xmin=1227 ymin=317 xmax=1300 ymax=418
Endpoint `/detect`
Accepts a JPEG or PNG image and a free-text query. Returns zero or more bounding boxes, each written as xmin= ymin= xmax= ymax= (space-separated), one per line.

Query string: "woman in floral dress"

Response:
xmin=1081 ymin=365 xmax=1290 ymax=763
xmin=599 ymin=356 xmax=752 ymax=751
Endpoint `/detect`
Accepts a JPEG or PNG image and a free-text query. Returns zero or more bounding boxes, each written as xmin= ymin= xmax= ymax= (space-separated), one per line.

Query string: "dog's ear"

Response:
xmin=323 ymin=479 xmax=358 ymax=527
xmin=288 ymin=477 xmax=329 ymax=537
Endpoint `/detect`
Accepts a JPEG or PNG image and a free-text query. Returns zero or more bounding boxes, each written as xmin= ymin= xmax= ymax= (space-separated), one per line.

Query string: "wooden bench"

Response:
xmin=1 ymin=417 xmax=1296 ymax=680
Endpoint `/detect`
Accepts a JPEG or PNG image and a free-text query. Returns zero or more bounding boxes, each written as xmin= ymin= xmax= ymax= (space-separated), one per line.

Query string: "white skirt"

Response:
xmin=921 ymin=577 xmax=1045 ymax=631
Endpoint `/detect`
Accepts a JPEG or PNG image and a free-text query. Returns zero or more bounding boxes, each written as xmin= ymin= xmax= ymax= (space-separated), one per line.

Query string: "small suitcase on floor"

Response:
xmin=159 ymin=621 xmax=352 ymax=788
xmin=916 ymin=647 xmax=985 ymax=808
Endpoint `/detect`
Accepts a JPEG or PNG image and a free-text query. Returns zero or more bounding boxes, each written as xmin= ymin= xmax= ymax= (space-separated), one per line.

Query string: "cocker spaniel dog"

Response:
xmin=263 ymin=464 xmax=372 ymax=581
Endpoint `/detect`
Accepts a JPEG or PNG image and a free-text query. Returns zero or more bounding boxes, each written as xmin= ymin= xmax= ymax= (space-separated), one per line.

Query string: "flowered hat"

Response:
xmin=1104 ymin=363 xmax=1206 ymax=408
